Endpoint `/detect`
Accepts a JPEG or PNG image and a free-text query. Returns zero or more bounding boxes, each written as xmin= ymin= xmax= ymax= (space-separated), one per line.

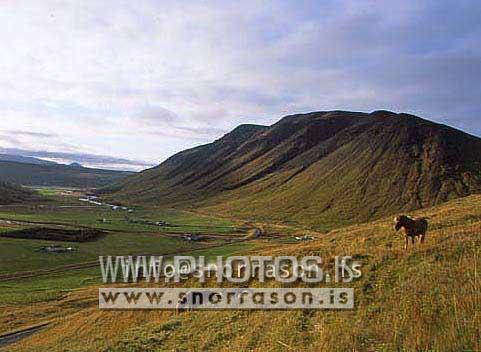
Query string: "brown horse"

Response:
xmin=393 ymin=215 xmax=428 ymax=249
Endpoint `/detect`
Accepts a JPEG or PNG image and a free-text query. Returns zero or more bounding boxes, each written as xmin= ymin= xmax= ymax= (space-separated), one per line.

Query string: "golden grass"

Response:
xmin=2 ymin=195 xmax=481 ymax=351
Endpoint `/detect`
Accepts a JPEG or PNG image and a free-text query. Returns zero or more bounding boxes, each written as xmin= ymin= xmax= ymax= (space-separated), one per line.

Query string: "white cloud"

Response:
xmin=0 ymin=0 xmax=480 ymax=170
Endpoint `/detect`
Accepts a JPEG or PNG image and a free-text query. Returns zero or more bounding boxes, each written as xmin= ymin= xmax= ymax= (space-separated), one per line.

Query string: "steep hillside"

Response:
xmin=0 ymin=161 xmax=134 ymax=188
xmin=110 ymin=111 xmax=481 ymax=229
xmin=0 ymin=182 xmax=40 ymax=204
xmin=104 ymin=123 xmax=268 ymax=198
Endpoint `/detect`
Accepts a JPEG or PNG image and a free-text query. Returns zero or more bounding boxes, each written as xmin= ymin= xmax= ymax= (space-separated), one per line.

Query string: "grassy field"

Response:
xmin=0 ymin=206 xmax=241 ymax=234
xmin=0 ymin=191 xmax=251 ymax=275
xmin=0 ymin=191 xmax=262 ymax=311
xmin=0 ymin=267 xmax=101 ymax=307
xmin=0 ymin=232 xmax=202 ymax=274
xmin=0 ymin=226 xmax=20 ymax=233
xmin=0 ymin=241 xmax=261 ymax=307
xmin=1 ymin=194 xmax=480 ymax=351
xmin=33 ymin=187 xmax=66 ymax=196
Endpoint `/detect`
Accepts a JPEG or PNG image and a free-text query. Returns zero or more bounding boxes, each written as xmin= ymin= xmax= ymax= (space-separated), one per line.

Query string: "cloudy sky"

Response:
xmin=0 ymin=0 xmax=480 ymax=170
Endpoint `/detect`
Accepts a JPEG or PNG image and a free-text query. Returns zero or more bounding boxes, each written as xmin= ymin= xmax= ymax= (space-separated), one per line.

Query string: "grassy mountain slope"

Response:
xmin=0 ymin=161 xmax=134 ymax=188
xmin=110 ymin=111 xmax=481 ymax=230
xmin=0 ymin=182 xmax=40 ymax=204
xmin=5 ymin=194 xmax=480 ymax=351
xmin=104 ymin=123 xmax=268 ymax=200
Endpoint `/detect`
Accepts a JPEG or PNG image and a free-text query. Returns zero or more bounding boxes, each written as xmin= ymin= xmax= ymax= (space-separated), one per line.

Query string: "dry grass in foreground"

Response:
xmin=2 ymin=195 xmax=481 ymax=351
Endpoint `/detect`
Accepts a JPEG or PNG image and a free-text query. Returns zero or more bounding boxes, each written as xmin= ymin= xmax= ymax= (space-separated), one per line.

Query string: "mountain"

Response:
xmin=108 ymin=111 xmax=481 ymax=230
xmin=0 ymin=161 xmax=134 ymax=188
xmin=0 ymin=182 xmax=40 ymax=204
xmin=0 ymin=153 xmax=57 ymax=165
xmin=69 ymin=162 xmax=83 ymax=168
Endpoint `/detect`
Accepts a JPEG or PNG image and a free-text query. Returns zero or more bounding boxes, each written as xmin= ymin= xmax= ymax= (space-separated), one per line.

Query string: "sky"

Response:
xmin=0 ymin=0 xmax=480 ymax=171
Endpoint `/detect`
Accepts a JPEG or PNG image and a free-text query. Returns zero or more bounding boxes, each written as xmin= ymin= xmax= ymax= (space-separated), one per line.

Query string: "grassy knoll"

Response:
xmin=2 ymin=195 xmax=479 ymax=351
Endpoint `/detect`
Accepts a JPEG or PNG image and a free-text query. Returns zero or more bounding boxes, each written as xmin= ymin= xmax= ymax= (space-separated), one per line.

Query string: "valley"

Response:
xmin=1 ymin=111 xmax=480 ymax=351
xmin=3 ymin=1 xmax=481 ymax=349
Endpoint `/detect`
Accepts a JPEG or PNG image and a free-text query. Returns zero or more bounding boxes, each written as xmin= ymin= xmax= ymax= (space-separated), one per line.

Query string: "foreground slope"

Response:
xmin=111 ymin=110 xmax=481 ymax=229
xmin=0 ymin=161 xmax=133 ymax=188
xmin=4 ymin=195 xmax=480 ymax=351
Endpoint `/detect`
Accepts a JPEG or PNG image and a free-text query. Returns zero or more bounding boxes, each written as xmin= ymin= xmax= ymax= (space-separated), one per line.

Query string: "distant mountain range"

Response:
xmin=0 ymin=153 xmax=58 ymax=165
xmin=0 ymin=160 xmax=134 ymax=188
xmin=107 ymin=110 xmax=481 ymax=229
xmin=0 ymin=153 xmax=89 ymax=169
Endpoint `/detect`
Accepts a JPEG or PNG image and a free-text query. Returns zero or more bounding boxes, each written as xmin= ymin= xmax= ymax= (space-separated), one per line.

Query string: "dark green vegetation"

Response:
xmin=0 ymin=182 xmax=40 ymax=205
xmin=109 ymin=110 xmax=481 ymax=230
xmin=0 ymin=160 xmax=133 ymax=188
xmin=0 ymin=227 xmax=105 ymax=242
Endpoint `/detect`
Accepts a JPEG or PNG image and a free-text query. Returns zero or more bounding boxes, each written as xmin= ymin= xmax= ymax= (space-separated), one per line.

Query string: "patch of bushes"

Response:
xmin=0 ymin=227 xmax=105 ymax=242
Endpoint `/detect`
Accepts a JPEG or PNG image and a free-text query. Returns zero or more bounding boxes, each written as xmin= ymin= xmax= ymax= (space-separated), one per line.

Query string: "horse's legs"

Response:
xmin=405 ymin=236 xmax=409 ymax=250
xmin=420 ymin=233 xmax=425 ymax=244
xmin=411 ymin=236 xmax=415 ymax=245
